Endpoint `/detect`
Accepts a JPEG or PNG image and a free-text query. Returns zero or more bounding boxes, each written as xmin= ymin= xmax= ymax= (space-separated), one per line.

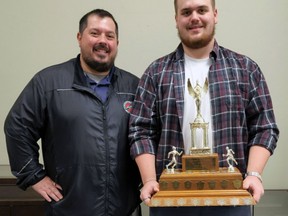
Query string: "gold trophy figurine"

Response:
xmin=187 ymin=78 xmax=210 ymax=154
xmin=187 ymin=78 xmax=208 ymax=124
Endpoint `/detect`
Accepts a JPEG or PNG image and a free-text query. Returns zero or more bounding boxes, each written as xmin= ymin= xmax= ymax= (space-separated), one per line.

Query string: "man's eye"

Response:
xmin=107 ymin=34 xmax=116 ymax=40
xmin=91 ymin=32 xmax=99 ymax=36
xmin=182 ymin=10 xmax=191 ymax=16
xmin=198 ymin=9 xmax=205 ymax=14
xmin=198 ymin=7 xmax=208 ymax=14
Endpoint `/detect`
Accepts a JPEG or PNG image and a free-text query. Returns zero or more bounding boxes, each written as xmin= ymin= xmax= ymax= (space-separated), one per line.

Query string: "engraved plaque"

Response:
xmin=182 ymin=154 xmax=219 ymax=172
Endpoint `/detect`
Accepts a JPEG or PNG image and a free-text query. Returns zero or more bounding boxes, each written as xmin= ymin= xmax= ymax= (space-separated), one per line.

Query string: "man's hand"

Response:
xmin=140 ymin=180 xmax=159 ymax=206
xmin=32 ymin=176 xmax=63 ymax=202
xmin=243 ymin=176 xmax=264 ymax=203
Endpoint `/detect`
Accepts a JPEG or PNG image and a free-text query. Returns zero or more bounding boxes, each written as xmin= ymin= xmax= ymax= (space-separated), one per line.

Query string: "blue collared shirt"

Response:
xmin=85 ymin=67 xmax=115 ymax=102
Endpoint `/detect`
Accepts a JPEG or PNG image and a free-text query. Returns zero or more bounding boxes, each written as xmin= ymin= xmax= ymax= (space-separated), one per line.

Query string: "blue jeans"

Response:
xmin=150 ymin=206 xmax=252 ymax=216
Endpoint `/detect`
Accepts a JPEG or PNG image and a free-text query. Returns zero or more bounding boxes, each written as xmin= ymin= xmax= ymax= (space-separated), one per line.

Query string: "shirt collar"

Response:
xmin=84 ymin=65 xmax=115 ymax=86
xmin=174 ymin=40 xmax=219 ymax=62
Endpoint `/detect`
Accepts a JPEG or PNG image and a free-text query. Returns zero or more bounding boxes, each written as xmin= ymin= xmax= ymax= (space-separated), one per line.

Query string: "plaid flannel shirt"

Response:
xmin=129 ymin=41 xmax=279 ymax=177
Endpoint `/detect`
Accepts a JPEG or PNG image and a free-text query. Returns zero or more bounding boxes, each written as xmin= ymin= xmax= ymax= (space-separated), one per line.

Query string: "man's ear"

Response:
xmin=77 ymin=32 xmax=82 ymax=45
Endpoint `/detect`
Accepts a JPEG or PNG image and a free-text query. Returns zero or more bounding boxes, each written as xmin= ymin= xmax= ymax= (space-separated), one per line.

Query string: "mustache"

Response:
xmin=93 ymin=44 xmax=109 ymax=52
xmin=187 ymin=24 xmax=203 ymax=29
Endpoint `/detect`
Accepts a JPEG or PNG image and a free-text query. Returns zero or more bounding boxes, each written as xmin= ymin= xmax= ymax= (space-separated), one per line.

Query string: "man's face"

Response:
xmin=77 ymin=15 xmax=118 ymax=74
xmin=175 ymin=0 xmax=217 ymax=49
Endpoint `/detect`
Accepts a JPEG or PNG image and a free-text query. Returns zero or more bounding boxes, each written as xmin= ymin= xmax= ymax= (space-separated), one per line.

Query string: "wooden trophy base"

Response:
xmin=149 ymin=189 xmax=254 ymax=207
xmin=149 ymin=154 xmax=255 ymax=207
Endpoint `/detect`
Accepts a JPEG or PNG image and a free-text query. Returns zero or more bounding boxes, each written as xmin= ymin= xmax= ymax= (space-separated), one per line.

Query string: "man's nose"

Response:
xmin=98 ymin=34 xmax=108 ymax=43
xmin=190 ymin=11 xmax=200 ymax=21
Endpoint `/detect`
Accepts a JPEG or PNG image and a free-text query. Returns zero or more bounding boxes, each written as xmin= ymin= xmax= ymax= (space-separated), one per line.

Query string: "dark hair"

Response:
xmin=174 ymin=0 xmax=215 ymax=13
xmin=79 ymin=9 xmax=119 ymax=38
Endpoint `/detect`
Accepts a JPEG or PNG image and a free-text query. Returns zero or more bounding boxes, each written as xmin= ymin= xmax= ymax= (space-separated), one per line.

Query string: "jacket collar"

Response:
xmin=73 ymin=54 xmax=116 ymax=88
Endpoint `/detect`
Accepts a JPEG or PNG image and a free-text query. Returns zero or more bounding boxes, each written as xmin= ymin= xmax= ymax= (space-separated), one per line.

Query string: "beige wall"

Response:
xmin=1 ymin=0 xmax=287 ymax=197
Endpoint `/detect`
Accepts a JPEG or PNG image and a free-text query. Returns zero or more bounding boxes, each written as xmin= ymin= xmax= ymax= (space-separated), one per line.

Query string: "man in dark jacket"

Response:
xmin=4 ymin=9 xmax=141 ymax=216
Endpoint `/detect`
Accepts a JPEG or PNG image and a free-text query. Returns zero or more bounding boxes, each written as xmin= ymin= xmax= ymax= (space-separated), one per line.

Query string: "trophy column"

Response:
xmin=190 ymin=122 xmax=209 ymax=154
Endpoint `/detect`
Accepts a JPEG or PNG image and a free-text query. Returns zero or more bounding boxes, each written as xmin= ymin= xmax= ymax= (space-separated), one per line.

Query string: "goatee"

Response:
xmin=178 ymin=26 xmax=216 ymax=49
xmin=86 ymin=60 xmax=113 ymax=73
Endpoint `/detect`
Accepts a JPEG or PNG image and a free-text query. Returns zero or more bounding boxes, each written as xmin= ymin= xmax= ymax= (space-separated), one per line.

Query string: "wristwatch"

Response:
xmin=245 ymin=171 xmax=262 ymax=182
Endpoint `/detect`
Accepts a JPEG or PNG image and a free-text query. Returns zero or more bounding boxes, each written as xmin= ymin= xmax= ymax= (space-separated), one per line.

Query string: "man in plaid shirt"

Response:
xmin=129 ymin=0 xmax=279 ymax=215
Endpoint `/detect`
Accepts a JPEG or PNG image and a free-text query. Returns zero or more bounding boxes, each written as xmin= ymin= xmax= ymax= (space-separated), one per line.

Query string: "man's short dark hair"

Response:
xmin=174 ymin=0 xmax=216 ymax=14
xmin=79 ymin=9 xmax=119 ymax=38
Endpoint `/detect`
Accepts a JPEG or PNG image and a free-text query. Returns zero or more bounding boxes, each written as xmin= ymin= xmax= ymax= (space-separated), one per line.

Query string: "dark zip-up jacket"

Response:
xmin=4 ymin=55 xmax=141 ymax=216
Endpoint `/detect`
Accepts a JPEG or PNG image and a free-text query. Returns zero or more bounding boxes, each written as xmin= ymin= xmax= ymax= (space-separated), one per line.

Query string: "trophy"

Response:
xmin=149 ymin=78 xmax=255 ymax=207
xmin=182 ymin=78 xmax=219 ymax=173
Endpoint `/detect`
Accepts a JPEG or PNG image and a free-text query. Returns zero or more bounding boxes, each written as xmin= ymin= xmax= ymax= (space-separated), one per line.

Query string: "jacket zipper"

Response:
xmin=102 ymin=105 xmax=110 ymax=214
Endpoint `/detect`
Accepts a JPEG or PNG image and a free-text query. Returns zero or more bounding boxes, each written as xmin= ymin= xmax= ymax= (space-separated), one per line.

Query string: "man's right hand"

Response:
xmin=140 ymin=180 xmax=159 ymax=206
xmin=32 ymin=176 xmax=63 ymax=202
